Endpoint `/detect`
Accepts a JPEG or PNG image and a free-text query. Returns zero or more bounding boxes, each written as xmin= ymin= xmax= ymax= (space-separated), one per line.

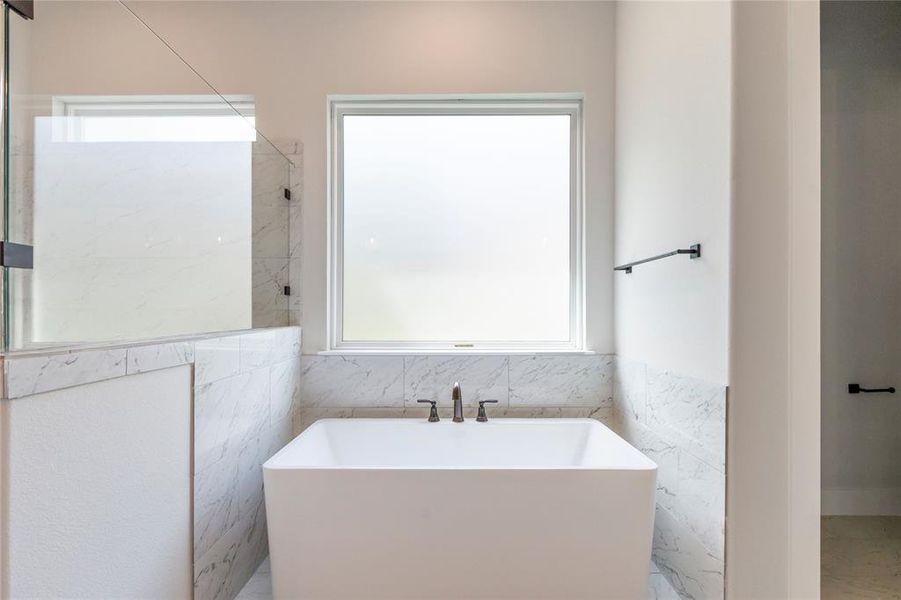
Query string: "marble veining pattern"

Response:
xmin=646 ymin=366 xmax=726 ymax=470
xmin=652 ymin=505 xmax=725 ymax=600
xmin=195 ymin=336 xmax=242 ymax=386
xmin=194 ymin=446 xmax=241 ymax=561
xmin=251 ymin=150 xmax=291 ymax=260
xmin=2 ymin=327 xmax=300 ymax=400
xmin=300 ymin=354 xmax=615 ymax=412
xmin=4 ymin=348 xmax=127 ymax=398
xmin=647 ymin=561 xmax=682 ymax=600
xmin=236 ymin=558 xmax=272 ymax=600
xmin=250 ymin=140 xmax=302 ymax=330
xmin=616 ymin=416 xmax=679 ymax=514
xmin=612 ymin=358 xmax=727 ymax=599
xmin=269 ymin=359 xmax=300 ymax=422
xmin=676 ymin=449 xmax=727 ymax=560
xmin=193 ymin=328 xmax=300 ymax=600
xmin=508 ymin=354 xmax=614 ymax=407
xmin=195 ymin=500 xmax=269 ymax=600
xmin=250 ymin=141 xmax=297 ymax=330
xmin=194 ymin=368 xmax=270 ymax=471
xmin=126 ymin=341 xmax=194 ymax=375
xmin=300 ymin=355 xmax=404 ymax=408
xmin=237 ymin=432 xmax=268 ymax=516
xmin=241 ymin=328 xmax=301 ymax=373
xmin=614 ymin=356 xmax=649 ymax=422
xmin=404 ymin=355 xmax=509 ymax=406
xmin=251 ymin=258 xmax=289 ymax=328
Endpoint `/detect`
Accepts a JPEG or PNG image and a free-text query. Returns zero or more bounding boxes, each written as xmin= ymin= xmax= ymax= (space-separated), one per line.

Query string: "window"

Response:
xmin=328 ymin=96 xmax=583 ymax=352
xmin=51 ymin=95 xmax=256 ymax=142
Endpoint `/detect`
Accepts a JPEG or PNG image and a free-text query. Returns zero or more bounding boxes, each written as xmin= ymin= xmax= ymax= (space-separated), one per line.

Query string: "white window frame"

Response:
xmin=50 ymin=94 xmax=256 ymax=142
xmin=327 ymin=94 xmax=585 ymax=353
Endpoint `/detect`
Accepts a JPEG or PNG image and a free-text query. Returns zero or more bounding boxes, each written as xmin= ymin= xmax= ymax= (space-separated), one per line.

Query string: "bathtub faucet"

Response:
xmin=452 ymin=382 xmax=464 ymax=423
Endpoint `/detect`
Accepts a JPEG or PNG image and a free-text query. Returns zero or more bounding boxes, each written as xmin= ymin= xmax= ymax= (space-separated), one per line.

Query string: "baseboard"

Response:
xmin=822 ymin=487 xmax=901 ymax=515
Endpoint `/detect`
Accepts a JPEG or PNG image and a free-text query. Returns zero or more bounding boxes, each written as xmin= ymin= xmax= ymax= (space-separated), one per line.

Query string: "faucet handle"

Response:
xmin=476 ymin=399 xmax=499 ymax=422
xmin=417 ymin=399 xmax=440 ymax=422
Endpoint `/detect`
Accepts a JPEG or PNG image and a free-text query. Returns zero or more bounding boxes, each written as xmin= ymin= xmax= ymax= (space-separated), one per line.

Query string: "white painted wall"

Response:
xmin=612 ymin=4 xmax=731 ymax=596
xmin=0 ymin=367 xmax=193 ymax=599
xmin=614 ymin=0 xmax=732 ymax=385
xmin=728 ymin=2 xmax=820 ymax=597
xmin=615 ymin=2 xmax=821 ymax=596
xmin=821 ymin=1 xmax=901 ymax=516
xmin=124 ymin=0 xmax=617 ymax=354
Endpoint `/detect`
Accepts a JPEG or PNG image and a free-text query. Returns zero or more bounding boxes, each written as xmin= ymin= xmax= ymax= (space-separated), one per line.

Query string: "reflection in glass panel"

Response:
xmin=30 ymin=97 xmax=252 ymax=344
xmin=4 ymin=0 xmax=293 ymax=350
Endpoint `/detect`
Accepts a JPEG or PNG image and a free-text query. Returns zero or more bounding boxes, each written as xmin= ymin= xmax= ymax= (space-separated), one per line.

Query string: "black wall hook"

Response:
xmin=848 ymin=383 xmax=896 ymax=394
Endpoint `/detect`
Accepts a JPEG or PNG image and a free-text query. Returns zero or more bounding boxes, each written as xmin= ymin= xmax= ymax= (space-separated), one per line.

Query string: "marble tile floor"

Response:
xmin=822 ymin=516 xmax=901 ymax=599
xmin=237 ymin=558 xmax=680 ymax=599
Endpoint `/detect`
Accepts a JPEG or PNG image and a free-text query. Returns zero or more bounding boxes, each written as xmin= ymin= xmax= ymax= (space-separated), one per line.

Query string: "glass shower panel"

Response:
xmin=3 ymin=1 xmax=292 ymax=350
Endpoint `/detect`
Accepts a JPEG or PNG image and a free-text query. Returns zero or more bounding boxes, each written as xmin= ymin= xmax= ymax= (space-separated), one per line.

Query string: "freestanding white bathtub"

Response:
xmin=263 ymin=418 xmax=656 ymax=599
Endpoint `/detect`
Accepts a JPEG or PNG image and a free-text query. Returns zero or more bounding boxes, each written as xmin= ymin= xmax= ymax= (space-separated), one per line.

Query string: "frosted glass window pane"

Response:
xmin=342 ymin=114 xmax=572 ymax=342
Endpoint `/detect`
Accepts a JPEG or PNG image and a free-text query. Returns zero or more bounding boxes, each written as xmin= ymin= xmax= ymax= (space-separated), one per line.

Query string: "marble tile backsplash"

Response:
xmin=509 ymin=354 xmax=615 ymax=407
xmin=404 ymin=355 xmax=509 ymax=406
xmin=300 ymin=355 xmax=405 ymax=408
xmin=298 ymin=353 xmax=614 ymax=430
xmin=613 ymin=356 xmax=727 ymax=600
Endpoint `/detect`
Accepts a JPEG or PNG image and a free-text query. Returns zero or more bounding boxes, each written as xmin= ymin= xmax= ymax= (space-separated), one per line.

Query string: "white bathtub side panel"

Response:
xmin=264 ymin=469 xmax=655 ymax=599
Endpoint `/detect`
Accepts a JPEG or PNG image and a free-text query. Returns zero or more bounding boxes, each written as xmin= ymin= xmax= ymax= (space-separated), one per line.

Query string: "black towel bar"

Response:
xmin=615 ymin=244 xmax=701 ymax=274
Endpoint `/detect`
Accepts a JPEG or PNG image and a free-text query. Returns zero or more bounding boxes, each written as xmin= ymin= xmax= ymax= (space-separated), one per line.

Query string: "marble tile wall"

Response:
xmin=612 ymin=357 xmax=727 ymax=600
xmin=1 ymin=326 xmax=302 ymax=600
xmin=297 ymin=354 xmax=615 ymax=431
xmin=250 ymin=140 xmax=302 ymax=330
xmin=192 ymin=328 xmax=301 ymax=600
xmin=5 ymin=342 xmax=723 ymax=600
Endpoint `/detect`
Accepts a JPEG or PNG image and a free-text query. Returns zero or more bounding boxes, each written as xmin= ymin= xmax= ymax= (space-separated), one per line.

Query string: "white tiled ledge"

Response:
xmin=1 ymin=327 xmax=302 ymax=400
xmin=0 ymin=328 xmax=266 ymax=358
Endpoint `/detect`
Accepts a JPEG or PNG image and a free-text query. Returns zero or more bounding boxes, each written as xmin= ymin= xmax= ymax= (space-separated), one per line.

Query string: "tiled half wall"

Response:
xmin=613 ymin=357 xmax=727 ymax=600
xmin=192 ymin=328 xmax=300 ymax=600
xmin=3 ymin=344 xmax=722 ymax=600
xmin=1 ymin=326 xmax=302 ymax=600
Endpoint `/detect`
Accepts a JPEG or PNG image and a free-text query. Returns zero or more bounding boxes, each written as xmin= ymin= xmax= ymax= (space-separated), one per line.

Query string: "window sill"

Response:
xmin=316 ymin=349 xmax=597 ymax=356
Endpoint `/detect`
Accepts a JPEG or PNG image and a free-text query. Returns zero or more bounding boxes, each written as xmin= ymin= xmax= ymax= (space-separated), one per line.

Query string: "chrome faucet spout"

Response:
xmin=452 ymin=381 xmax=464 ymax=422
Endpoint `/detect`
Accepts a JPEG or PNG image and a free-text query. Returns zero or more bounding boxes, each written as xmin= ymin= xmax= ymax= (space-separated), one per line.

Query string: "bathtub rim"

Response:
xmin=263 ymin=417 xmax=659 ymax=472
